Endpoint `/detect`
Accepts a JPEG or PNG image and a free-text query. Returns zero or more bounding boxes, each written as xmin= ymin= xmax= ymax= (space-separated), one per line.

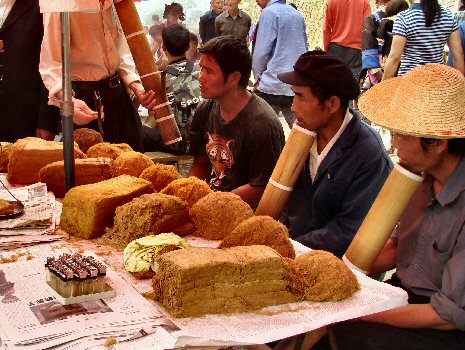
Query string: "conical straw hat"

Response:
xmin=358 ymin=64 xmax=465 ymax=139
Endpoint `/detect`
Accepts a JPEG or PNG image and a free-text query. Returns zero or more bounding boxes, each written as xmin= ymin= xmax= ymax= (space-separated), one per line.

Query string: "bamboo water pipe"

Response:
xmin=255 ymin=124 xmax=316 ymax=219
xmin=114 ymin=0 xmax=181 ymax=145
xmin=343 ymin=163 xmax=423 ymax=274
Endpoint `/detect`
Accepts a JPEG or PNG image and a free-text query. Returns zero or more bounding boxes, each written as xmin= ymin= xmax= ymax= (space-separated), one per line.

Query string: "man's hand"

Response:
xmin=129 ymin=82 xmax=157 ymax=114
xmin=73 ymin=98 xmax=98 ymax=125
xmin=36 ymin=129 xmax=56 ymax=141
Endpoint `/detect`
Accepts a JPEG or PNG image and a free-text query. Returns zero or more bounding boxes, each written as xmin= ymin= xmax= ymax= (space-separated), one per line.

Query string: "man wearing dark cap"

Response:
xmin=279 ymin=51 xmax=392 ymax=258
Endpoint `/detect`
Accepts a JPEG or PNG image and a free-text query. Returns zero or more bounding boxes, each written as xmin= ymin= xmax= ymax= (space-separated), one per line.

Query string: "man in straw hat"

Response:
xmin=278 ymin=51 xmax=392 ymax=259
xmin=312 ymin=64 xmax=465 ymax=349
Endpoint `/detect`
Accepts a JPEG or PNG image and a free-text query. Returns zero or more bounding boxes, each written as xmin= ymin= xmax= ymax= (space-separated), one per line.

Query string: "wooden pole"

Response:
xmin=113 ymin=0 xmax=181 ymax=145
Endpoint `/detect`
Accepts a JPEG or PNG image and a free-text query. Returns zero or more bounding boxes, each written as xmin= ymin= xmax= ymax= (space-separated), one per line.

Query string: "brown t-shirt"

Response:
xmin=189 ymin=94 xmax=284 ymax=192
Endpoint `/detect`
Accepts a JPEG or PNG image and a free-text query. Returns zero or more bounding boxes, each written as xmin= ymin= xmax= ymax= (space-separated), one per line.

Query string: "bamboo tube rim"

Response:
xmin=342 ymin=255 xmax=367 ymax=274
xmin=165 ymin=137 xmax=183 ymax=145
xmin=293 ymin=124 xmax=317 ymax=136
xmin=394 ymin=163 xmax=423 ymax=182
xmin=125 ymin=30 xmax=146 ymax=39
xmin=140 ymin=71 xmax=161 ymax=79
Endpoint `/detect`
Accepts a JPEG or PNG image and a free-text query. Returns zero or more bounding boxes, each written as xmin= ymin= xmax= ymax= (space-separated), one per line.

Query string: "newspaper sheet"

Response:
xmin=0 ymin=182 xmax=53 ymax=230
xmin=0 ymin=177 xmax=66 ymax=250
xmin=0 ymin=237 xmax=408 ymax=349
xmin=0 ymin=251 xmax=167 ymax=349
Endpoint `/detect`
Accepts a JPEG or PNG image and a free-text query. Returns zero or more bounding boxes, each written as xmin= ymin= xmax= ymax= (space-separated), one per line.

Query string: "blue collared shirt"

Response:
xmin=199 ymin=10 xmax=220 ymax=44
xmin=252 ymin=0 xmax=308 ymax=96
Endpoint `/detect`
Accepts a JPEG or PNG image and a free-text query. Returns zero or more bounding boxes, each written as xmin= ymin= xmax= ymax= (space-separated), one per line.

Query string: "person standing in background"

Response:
xmin=186 ymin=32 xmax=200 ymax=61
xmin=382 ymin=0 xmax=463 ymax=80
xmin=149 ymin=24 xmax=168 ymax=70
xmin=215 ymin=0 xmax=252 ymax=43
xmin=199 ymin=0 xmax=224 ymax=44
xmin=162 ymin=2 xmax=185 ymax=28
xmin=0 ymin=0 xmax=60 ymax=142
xmin=323 ymin=0 xmax=372 ymax=78
xmin=40 ymin=0 xmax=157 ymax=151
xmin=252 ymin=0 xmax=308 ymax=128
xmin=360 ymin=0 xmax=390 ymax=86
xmin=144 ymin=24 xmax=202 ymax=155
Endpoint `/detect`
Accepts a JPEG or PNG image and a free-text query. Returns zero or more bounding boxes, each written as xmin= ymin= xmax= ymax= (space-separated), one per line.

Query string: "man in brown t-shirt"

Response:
xmin=189 ymin=36 xmax=284 ymax=207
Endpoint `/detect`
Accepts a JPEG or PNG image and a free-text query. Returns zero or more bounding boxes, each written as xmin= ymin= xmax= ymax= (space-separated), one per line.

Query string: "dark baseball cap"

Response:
xmin=277 ymin=51 xmax=360 ymax=100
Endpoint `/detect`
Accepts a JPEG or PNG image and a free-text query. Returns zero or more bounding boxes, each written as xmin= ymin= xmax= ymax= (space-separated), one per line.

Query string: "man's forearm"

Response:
xmin=188 ymin=156 xmax=211 ymax=181
xmin=232 ymin=184 xmax=265 ymax=208
xmin=360 ymin=304 xmax=456 ymax=330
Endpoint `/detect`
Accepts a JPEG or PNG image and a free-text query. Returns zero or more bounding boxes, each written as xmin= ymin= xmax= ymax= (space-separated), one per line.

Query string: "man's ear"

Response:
xmin=434 ymin=139 xmax=448 ymax=155
xmin=227 ymin=71 xmax=241 ymax=86
xmin=325 ymin=95 xmax=341 ymax=113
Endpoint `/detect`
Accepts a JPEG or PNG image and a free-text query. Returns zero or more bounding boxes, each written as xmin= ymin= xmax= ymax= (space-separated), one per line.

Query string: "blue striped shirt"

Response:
xmin=393 ymin=3 xmax=458 ymax=76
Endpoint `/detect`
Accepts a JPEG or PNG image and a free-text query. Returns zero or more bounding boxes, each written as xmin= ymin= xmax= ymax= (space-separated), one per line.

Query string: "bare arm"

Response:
xmin=188 ymin=154 xmax=211 ymax=181
xmin=369 ymin=238 xmax=397 ymax=275
xmin=360 ymin=304 xmax=457 ymax=330
xmin=448 ymin=30 xmax=465 ymax=74
xmin=322 ymin=2 xmax=333 ymax=52
xmin=232 ymin=184 xmax=265 ymax=208
xmin=382 ymin=35 xmax=406 ymax=80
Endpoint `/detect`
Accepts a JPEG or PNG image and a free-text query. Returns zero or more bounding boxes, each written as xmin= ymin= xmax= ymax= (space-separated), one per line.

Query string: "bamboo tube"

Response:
xmin=255 ymin=124 xmax=316 ymax=219
xmin=343 ymin=164 xmax=423 ymax=274
xmin=304 ymin=165 xmax=422 ymax=349
xmin=113 ymin=0 xmax=181 ymax=145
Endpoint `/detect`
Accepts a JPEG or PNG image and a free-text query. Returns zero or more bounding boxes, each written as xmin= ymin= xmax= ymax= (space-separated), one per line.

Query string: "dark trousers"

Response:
xmin=312 ymin=322 xmax=465 ymax=350
xmin=72 ymin=81 xmax=143 ymax=152
xmin=255 ymin=90 xmax=295 ymax=128
xmin=143 ymin=125 xmax=172 ymax=153
xmin=328 ymin=42 xmax=362 ymax=79
xmin=312 ymin=274 xmax=465 ymax=350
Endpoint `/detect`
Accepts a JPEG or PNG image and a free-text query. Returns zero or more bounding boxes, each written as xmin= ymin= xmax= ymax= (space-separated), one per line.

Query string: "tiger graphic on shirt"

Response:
xmin=206 ymin=133 xmax=234 ymax=188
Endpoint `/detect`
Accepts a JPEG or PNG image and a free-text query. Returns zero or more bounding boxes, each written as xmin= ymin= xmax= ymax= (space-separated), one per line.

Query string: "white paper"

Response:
xmin=0 ymin=235 xmax=409 ymax=349
xmin=0 ymin=178 xmax=66 ymax=249
xmin=64 ymin=237 xmax=408 ymax=347
xmin=0 ymin=252 xmax=166 ymax=349
xmin=0 ymin=183 xmax=53 ymax=230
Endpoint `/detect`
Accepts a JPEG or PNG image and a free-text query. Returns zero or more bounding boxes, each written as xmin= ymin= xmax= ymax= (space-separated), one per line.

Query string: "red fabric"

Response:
xmin=323 ymin=0 xmax=372 ymax=51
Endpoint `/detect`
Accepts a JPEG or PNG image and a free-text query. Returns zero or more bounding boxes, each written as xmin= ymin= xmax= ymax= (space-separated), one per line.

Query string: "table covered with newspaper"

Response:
xmin=0 ymin=179 xmax=408 ymax=350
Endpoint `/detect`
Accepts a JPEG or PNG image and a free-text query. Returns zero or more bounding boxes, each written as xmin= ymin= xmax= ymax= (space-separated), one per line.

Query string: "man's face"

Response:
xmin=211 ymin=0 xmax=223 ymax=14
xmin=391 ymin=134 xmax=437 ymax=174
xmin=225 ymin=0 xmax=241 ymax=10
xmin=199 ymin=54 xmax=232 ymax=99
xmin=291 ymin=85 xmax=334 ymax=132
xmin=255 ymin=0 xmax=270 ymax=9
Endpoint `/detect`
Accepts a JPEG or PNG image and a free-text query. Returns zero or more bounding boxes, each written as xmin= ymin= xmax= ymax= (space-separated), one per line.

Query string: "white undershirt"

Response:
xmin=0 ymin=0 xmax=15 ymax=28
xmin=309 ymin=108 xmax=353 ymax=181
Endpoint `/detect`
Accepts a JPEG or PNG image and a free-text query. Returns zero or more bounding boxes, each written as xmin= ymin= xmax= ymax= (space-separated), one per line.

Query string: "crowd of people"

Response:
xmin=1 ymin=0 xmax=464 ymax=349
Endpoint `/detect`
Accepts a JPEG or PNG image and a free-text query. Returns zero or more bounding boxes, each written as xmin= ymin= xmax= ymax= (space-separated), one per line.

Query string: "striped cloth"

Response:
xmin=393 ymin=3 xmax=458 ymax=76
